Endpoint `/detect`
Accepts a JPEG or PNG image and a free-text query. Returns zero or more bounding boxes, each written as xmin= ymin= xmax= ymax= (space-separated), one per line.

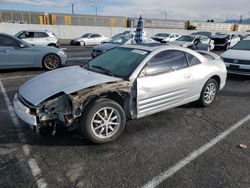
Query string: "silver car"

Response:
xmin=14 ymin=44 xmax=227 ymax=143
xmin=0 ymin=33 xmax=67 ymax=70
xmin=92 ymin=34 xmax=158 ymax=57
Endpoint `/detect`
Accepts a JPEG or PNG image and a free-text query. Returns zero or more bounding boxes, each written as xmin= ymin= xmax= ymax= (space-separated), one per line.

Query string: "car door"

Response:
xmin=33 ymin=32 xmax=48 ymax=46
xmin=0 ymin=35 xmax=35 ymax=68
xmin=230 ymin=34 xmax=240 ymax=47
xmin=169 ymin=34 xmax=175 ymax=42
xmin=195 ymin=36 xmax=210 ymax=51
xmin=136 ymin=50 xmax=193 ymax=118
xmin=92 ymin=34 xmax=103 ymax=44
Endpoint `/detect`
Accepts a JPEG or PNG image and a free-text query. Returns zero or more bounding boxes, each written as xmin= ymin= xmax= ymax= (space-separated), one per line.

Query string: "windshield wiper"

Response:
xmin=92 ymin=65 xmax=114 ymax=76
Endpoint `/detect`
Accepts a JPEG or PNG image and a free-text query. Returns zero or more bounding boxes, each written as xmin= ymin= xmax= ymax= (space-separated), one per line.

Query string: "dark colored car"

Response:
xmin=91 ymin=34 xmax=157 ymax=57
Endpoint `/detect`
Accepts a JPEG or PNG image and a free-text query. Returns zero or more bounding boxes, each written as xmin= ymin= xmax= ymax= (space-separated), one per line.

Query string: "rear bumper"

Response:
xmin=13 ymin=94 xmax=38 ymax=126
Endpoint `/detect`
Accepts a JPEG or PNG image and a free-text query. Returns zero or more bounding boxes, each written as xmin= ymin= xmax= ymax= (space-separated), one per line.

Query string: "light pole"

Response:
xmin=71 ymin=4 xmax=74 ymax=15
xmin=165 ymin=11 xmax=167 ymax=20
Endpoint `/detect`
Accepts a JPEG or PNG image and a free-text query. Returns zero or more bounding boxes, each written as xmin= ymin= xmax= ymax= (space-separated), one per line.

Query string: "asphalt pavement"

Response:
xmin=0 ymin=46 xmax=250 ymax=188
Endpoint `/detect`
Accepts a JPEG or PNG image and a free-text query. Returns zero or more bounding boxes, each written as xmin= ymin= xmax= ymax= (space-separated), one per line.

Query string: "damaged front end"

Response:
xmin=14 ymin=80 xmax=132 ymax=135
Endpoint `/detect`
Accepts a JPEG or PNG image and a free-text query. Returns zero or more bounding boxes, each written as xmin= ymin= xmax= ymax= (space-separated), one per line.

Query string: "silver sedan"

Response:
xmin=14 ymin=44 xmax=227 ymax=143
xmin=0 ymin=33 xmax=67 ymax=70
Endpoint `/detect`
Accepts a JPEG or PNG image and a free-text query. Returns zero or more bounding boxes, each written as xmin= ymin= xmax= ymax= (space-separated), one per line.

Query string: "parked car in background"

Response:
xmin=112 ymin=30 xmax=134 ymax=38
xmin=91 ymin=34 xmax=158 ymax=57
xmin=221 ymin=38 xmax=250 ymax=75
xmin=211 ymin=33 xmax=240 ymax=50
xmin=15 ymin=30 xmax=59 ymax=48
xmin=191 ymin=32 xmax=215 ymax=50
xmin=151 ymin=33 xmax=180 ymax=43
xmin=0 ymin=33 xmax=67 ymax=70
xmin=14 ymin=44 xmax=226 ymax=144
xmin=243 ymin=34 xmax=250 ymax=39
xmin=70 ymin=33 xmax=108 ymax=46
xmin=170 ymin=35 xmax=214 ymax=51
xmin=112 ymin=30 xmax=147 ymax=39
xmin=191 ymin=31 xmax=213 ymax=38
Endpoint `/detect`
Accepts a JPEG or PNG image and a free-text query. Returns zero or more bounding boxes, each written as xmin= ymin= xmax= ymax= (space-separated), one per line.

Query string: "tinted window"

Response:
xmin=91 ymin=34 xmax=101 ymax=38
xmin=0 ymin=35 xmax=19 ymax=47
xmin=185 ymin=52 xmax=201 ymax=66
xmin=19 ymin=32 xmax=34 ymax=39
xmin=82 ymin=33 xmax=91 ymax=38
xmin=200 ymin=36 xmax=209 ymax=44
xmin=155 ymin=33 xmax=170 ymax=37
xmin=34 ymin=32 xmax=49 ymax=38
xmin=146 ymin=50 xmax=188 ymax=75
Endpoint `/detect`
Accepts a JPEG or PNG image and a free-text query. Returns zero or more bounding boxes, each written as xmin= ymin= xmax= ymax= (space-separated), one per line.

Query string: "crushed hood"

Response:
xmin=19 ymin=66 xmax=122 ymax=106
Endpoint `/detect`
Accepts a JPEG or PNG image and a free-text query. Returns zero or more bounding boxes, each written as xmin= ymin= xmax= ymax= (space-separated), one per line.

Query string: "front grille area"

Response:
xmin=223 ymin=58 xmax=250 ymax=65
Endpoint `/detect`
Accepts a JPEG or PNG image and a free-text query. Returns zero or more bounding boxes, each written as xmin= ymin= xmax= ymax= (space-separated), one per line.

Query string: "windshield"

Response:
xmin=107 ymin=35 xmax=132 ymax=44
xmin=86 ymin=47 xmax=149 ymax=78
xmin=176 ymin=36 xmax=195 ymax=42
xmin=232 ymin=40 xmax=250 ymax=50
xmin=155 ymin=33 xmax=170 ymax=37
xmin=81 ymin=33 xmax=91 ymax=38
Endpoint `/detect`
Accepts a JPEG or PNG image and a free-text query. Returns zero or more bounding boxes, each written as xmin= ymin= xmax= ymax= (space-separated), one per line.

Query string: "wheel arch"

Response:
xmin=209 ymin=75 xmax=221 ymax=89
xmin=80 ymin=91 xmax=132 ymax=120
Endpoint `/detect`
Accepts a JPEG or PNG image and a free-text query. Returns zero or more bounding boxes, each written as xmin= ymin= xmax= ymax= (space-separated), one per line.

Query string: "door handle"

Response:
xmin=184 ymin=74 xmax=191 ymax=79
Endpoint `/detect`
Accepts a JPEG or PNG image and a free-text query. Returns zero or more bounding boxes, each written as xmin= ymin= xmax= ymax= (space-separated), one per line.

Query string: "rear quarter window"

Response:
xmin=185 ymin=52 xmax=202 ymax=66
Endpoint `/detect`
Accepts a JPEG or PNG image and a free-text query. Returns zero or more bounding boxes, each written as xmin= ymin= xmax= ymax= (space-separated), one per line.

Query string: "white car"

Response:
xmin=151 ymin=33 xmax=180 ymax=43
xmin=15 ymin=30 xmax=59 ymax=48
xmin=70 ymin=33 xmax=108 ymax=46
xmin=221 ymin=38 xmax=250 ymax=75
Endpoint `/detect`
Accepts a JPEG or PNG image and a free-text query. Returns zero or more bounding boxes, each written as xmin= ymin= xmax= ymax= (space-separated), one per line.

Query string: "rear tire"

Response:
xmin=80 ymin=99 xmax=126 ymax=144
xmin=198 ymin=78 xmax=218 ymax=107
xmin=42 ymin=53 xmax=61 ymax=70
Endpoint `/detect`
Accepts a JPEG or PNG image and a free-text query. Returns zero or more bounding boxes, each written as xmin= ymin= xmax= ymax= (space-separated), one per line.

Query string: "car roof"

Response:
xmin=18 ymin=30 xmax=52 ymax=33
xmin=120 ymin=43 xmax=183 ymax=52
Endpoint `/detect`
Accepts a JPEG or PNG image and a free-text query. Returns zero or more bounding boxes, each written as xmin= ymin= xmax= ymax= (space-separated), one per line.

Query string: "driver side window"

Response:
xmin=145 ymin=50 xmax=188 ymax=76
xmin=0 ymin=35 xmax=19 ymax=47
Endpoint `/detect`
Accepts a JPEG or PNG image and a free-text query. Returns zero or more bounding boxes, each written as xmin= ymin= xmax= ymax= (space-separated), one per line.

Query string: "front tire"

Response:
xmin=224 ymin=43 xmax=230 ymax=50
xmin=198 ymin=78 xmax=218 ymax=107
xmin=80 ymin=41 xmax=85 ymax=46
xmin=42 ymin=53 xmax=61 ymax=70
xmin=80 ymin=99 xmax=126 ymax=144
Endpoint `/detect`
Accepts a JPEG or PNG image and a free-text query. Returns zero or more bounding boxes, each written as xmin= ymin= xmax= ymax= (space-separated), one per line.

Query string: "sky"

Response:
xmin=0 ymin=0 xmax=250 ymax=22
